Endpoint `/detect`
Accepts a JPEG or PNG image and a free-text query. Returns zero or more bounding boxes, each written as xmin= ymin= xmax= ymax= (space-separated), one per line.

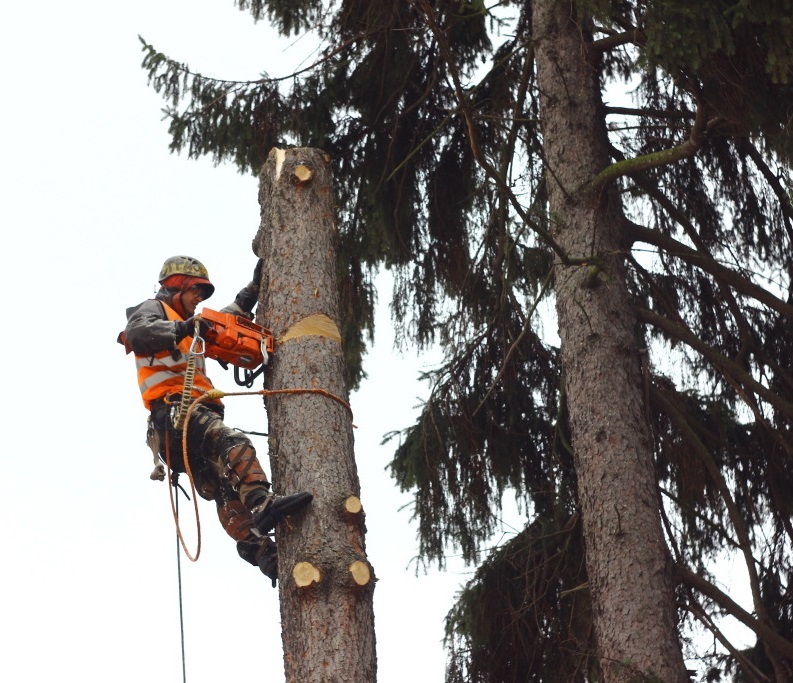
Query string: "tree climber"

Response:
xmin=118 ymin=255 xmax=312 ymax=585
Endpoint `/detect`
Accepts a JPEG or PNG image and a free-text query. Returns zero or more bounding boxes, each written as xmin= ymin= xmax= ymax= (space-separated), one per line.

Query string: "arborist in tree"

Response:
xmin=118 ymin=255 xmax=312 ymax=585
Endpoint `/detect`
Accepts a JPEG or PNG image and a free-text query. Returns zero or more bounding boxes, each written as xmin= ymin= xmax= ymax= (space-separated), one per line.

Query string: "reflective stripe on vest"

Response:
xmin=135 ymin=302 xmax=214 ymax=409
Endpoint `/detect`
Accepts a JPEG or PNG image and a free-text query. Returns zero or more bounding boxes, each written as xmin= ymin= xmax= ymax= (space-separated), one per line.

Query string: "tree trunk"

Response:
xmin=254 ymin=147 xmax=377 ymax=682
xmin=532 ymin=3 xmax=689 ymax=681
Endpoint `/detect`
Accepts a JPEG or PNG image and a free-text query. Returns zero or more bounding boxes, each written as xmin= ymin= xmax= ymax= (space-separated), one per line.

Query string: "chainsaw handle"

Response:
xmin=235 ymin=364 xmax=265 ymax=388
xmin=261 ymin=338 xmax=269 ymax=366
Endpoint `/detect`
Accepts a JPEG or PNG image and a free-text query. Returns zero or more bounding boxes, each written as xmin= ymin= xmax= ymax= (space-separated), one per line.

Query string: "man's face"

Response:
xmin=181 ymin=285 xmax=205 ymax=317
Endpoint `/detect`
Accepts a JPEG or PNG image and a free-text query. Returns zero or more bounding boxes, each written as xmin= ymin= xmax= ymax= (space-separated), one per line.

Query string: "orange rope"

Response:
xmin=220 ymin=387 xmax=353 ymax=416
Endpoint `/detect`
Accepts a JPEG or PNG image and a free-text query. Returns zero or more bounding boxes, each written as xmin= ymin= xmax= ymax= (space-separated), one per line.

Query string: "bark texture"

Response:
xmin=254 ymin=147 xmax=377 ymax=682
xmin=532 ymin=2 xmax=689 ymax=681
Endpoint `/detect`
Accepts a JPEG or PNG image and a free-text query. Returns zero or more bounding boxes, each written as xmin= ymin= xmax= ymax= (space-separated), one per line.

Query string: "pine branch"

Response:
xmin=627 ymin=221 xmax=793 ymax=322
xmin=605 ymin=106 xmax=694 ymax=120
xmin=736 ymin=137 xmax=793 ymax=238
xmin=656 ymin=491 xmax=768 ymax=680
xmin=627 ymin=175 xmax=787 ymax=388
xmin=625 ymin=173 xmax=761 ymax=375
xmin=639 ymin=308 xmax=793 ymax=420
xmin=590 ymin=28 xmax=645 ymax=53
xmin=411 ymin=0 xmax=569 ymax=263
xmin=651 ymin=384 xmax=768 ymax=628
xmin=593 ymin=93 xmax=709 ymax=189
xmin=676 ymin=564 xmax=793 ymax=661
xmin=658 ymin=486 xmax=740 ymax=553
xmin=139 ymin=33 xmax=364 ymax=88
xmin=685 ymin=598 xmax=769 ymax=682
xmin=473 ymin=268 xmax=553 ymax=416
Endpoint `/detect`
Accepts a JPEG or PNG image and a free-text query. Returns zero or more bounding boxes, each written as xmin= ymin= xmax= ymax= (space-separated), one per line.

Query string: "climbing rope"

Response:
xmin=174 ymin=483 xmax=188 ymax=683
xmin=165 ymin=432 xmax=202 ymax=562
xmin=194 ymin=386 xmax=353 ymax=415
xmin=164 ymin=319 xmax=205 ymax=562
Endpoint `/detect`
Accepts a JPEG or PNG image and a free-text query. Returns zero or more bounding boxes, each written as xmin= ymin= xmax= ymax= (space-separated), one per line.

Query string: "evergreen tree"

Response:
xmin=141 ymin=0 xmax=793 ymax=679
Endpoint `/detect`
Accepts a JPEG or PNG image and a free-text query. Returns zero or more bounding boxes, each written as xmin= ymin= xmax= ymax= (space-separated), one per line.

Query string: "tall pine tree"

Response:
xmin=142 ymin=1 xmax=793 ymax=679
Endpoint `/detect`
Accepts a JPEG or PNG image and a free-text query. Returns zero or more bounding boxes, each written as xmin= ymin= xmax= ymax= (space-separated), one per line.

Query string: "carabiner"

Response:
xmin=190 ymin=335 xmax=206 ymax=356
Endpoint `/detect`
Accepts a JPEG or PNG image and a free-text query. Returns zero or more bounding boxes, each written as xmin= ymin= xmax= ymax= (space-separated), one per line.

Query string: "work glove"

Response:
xmin=235 ymin=258 xmax=264 ymax=314
xmin=175 ymin=316 xmax=212 ymax=341
xmin=253 ymin=257 xmax=263 ymax=285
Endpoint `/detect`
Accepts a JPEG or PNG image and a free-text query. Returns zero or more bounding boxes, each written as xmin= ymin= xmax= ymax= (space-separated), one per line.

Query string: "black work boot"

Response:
xmin=237 ymin=539 xmax=258 ymax=566
xmin=255 ymin=538 xmax=279 ymax=588
xmin=253 ymin=491 xmax=313 ymax=535
xmin=237 ymin=537 xmax=279 ymax=587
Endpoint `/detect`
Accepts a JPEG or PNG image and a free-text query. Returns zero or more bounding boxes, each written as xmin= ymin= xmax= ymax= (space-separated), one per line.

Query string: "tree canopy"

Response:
xmin=141 ymin=0 xmax=793 ymax=679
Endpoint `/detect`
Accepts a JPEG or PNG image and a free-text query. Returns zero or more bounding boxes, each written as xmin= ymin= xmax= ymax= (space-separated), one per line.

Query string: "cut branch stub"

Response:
xmin=343 ymin=495 xmax=363 ymax=516
xmin=349 ymin=560 xmax=372 ymax=587
xmin=293 ymin=561 xmax=322 ymax=588
xmin=293 ymin=164 xmax=314 ymax=184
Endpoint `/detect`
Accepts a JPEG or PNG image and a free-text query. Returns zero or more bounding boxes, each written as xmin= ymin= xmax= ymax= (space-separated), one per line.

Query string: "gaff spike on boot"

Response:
xmin=253 ymin=491 xmax=313 ymax=535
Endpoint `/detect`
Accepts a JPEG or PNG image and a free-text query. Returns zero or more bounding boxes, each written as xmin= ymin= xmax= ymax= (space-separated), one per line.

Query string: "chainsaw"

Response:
xmin=196 ymin=308 xmax=274 ymax=384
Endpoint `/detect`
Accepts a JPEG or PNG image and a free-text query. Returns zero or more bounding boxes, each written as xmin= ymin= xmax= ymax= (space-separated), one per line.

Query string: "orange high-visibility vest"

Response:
xmin=135 ymin=302 xmax=215 ymax=409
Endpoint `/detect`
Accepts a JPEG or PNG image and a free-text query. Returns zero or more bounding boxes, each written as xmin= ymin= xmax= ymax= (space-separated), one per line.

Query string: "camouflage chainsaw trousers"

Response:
xmin=149 ymin=398 xmax=271 ymax=541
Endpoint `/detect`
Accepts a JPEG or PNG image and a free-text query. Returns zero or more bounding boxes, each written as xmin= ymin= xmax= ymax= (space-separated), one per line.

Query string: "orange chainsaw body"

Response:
xmin=198 ymin=308 xmax=274 ymax=369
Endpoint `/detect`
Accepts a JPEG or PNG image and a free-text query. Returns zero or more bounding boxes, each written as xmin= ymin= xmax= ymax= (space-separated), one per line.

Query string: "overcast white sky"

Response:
xmin=0 ymin=2 xmax=518 ymax=681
